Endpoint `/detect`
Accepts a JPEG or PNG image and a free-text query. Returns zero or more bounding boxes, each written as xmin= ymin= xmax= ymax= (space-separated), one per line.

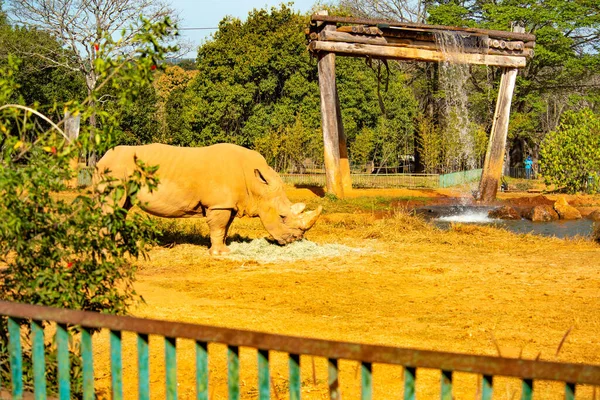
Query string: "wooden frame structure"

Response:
xmin=308 ymin=13 xmax=536 ymax=201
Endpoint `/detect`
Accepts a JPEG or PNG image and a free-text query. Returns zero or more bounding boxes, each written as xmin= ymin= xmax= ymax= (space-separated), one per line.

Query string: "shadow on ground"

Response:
xmin=294 ymin=184 xmax=326 ymax=197
xmin=157 ymin=231 xmax=254 ymax=248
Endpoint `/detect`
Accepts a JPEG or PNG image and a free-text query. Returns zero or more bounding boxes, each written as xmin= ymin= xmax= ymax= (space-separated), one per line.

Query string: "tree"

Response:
xmin=539 ymin=109 xmax=600 ymax=193
xmin=6 ymin=0 xmax=179 ymax=161
xmin=340 ymin=0 xmax=429 ymax=22
xmin=154 ymin=65 xmax=198 ymax=142
xmin=184 ymin=4 xmax=320 ymax=147
xmin=181 ymin=5 xmax=420 ymax=171
xmin=110 ymin=82 xmax=161 ymax=145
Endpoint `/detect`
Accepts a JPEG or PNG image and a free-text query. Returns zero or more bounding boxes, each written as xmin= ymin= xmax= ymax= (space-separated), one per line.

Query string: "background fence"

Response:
xmin=508 ymin=167 xmax=538 ymax=180
xmin=280 ymin=173 xmax=441 ymax=189
xmin=438 ymin=169 xmax=483 ymax=188
xmin=79 ymin=167 xmax=486 ymax=190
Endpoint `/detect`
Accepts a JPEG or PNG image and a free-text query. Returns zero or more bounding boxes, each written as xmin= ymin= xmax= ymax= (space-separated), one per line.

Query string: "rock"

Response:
xmin=524 ymin=205 xmax=559 ymax=222
xmin=553 ymin=197 xmax=582 ymax=220
xmin=587 ymin=209 xmax=600 ymax=221
xmin=488 ymin=205 xmax=521 ymax=220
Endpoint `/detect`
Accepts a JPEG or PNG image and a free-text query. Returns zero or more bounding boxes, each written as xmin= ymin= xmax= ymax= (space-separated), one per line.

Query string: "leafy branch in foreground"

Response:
xmin=0 ymin=17 xmax=173 ymax=396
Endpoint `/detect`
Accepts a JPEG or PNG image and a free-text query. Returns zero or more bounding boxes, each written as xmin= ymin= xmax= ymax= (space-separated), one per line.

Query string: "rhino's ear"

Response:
xmin=254 ymin=169 xmax=270 ymax=185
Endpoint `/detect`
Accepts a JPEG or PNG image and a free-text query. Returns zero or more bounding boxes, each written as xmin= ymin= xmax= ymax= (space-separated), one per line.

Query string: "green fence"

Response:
xmin=438 ymin=169 xmax=482 ymax=188
xmin=1 ymin=300 xmax=599 ymax=399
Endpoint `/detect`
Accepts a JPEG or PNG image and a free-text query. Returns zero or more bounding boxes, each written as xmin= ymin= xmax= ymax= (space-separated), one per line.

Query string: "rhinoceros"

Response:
xmin=95 ymin=143 xmax=322 ymax=255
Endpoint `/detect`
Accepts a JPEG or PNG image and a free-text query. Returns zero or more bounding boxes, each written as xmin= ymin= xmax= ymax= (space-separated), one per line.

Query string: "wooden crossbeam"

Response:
xmin=319 ymin=30 xmax=534 ymax=58
xmin=309 ymin=40 xmax=527 ymax=68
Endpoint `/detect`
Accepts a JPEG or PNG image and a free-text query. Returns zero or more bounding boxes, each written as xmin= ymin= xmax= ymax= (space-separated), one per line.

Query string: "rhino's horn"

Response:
xmin=291 ymin=202 xmax=306 ymax=215
xmin=299 ymin=205 xmax=323 ymax=231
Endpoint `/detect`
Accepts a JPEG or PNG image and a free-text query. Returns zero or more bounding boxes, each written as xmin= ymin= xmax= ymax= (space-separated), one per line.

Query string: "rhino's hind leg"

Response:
xmin=206 ymin=209 xmax=235 ymax=256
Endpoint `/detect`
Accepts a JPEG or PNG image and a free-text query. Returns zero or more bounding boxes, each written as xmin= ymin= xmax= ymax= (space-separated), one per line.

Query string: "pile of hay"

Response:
xmin=225 ymin=238 xmax=362 ymax=263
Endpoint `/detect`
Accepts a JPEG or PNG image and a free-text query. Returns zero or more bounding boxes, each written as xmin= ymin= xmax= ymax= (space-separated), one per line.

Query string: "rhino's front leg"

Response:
xmin=206 ymin=209 xmax=235 ymax=256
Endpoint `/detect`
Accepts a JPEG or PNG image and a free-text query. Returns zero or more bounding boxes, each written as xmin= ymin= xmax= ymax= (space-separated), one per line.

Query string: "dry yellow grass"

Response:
xmin=76 ymin=187 xmax=600 ymax=399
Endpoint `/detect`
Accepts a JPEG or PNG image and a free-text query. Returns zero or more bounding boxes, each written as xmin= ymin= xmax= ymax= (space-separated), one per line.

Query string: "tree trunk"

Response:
xmin=85 ymin=73 xmax=98 ymax=167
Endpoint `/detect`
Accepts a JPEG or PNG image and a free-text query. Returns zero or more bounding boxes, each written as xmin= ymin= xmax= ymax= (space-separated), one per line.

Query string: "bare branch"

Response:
xmin=7 ymin=0 xmax=179 ymax=94
xmin=340 ymin=0 xmax=428 ymax=23
xmin=0 ymin=104 xmax=69 ymax=142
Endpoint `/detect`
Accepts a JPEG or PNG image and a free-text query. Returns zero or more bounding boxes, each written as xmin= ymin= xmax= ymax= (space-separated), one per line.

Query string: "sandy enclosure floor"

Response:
xmin=88 ymin=188 xmax=600 ymax=399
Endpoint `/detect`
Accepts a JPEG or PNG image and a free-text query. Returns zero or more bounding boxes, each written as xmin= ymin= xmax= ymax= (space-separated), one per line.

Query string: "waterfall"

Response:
xmin=434 ymin=31 xmax=488 ymax=172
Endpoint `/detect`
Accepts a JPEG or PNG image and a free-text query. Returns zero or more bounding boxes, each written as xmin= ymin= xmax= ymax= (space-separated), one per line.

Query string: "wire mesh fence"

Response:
xmin=280 ymin=172 xmax=441 ymax=189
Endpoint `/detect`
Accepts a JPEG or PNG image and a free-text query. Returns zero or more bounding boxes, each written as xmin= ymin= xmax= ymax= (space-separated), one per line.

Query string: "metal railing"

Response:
xmin=77 ymin=167 xmax=482 ymax=190
xmin=1 ymin=301 xmax=599 ymax=399
xmin=508 ymin=167 xmax=538 ymax=180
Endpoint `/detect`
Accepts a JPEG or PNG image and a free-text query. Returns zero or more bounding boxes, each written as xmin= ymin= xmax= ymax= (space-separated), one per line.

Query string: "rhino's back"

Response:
xmin=97 ymin=143 xmax=264 ymax=217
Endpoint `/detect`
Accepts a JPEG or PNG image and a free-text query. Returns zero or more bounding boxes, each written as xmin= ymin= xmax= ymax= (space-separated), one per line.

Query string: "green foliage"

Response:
xmin=183 ymin=4 xmax=318 ymax=147
xmin=253 ymin=115 xmax=322 ymax=171
xmin=351 ymin=127 xmax=377 ymax=166
xmin=0 ymin=16 xmax=174 ymax=395
xmin=417 ymin=117 xmax=441 ymax=173
xmin=168 ymin=5 xmax=419 ymax=171
xmin=539 ymin=109 xmax=600 ymax=193
xmin=342 ymin=60 xmax=418 ymax=168
xmin=0 ymin=16 xmax=86 ymax=112
xmin=110 ymin=83 xmax=160 ymax=145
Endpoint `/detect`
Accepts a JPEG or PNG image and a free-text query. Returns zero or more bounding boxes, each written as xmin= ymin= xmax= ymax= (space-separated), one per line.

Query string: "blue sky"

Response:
xmin=171 ymin=0 xmax=318 ymax=58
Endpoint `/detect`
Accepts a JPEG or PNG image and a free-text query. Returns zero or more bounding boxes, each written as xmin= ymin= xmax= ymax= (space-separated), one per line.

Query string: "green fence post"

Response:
xmin=404 ymin=366 xmax=416 ymax=400
xmin=440 ymin=370 xmax=452 ymax=400
xmin=228 ymin=345 xmax=240 ymax=400
xmin=31 ymin=320 xmax=46 ymax=400
xmin=81 ymin=327 xmax=94 ymax=400
xmin=521 ymin=379 xmax=532 ymax=400
xmin=7 ymin=317 xmax=23 ymax=398
xmin=361 ymin=362 xmax=372 ymax=400
xmin=165 ymin=337 xmax=177 ymax=400
xmin=565 ymin=382 xmax=575 ymax=400
xmin=56 ymin=323 xmax=70 ymax=400
xmin=481 ymin=375 xmax=493 ymax=400
xmin=138 ymin=333 xmax=150 ymax=400
xmin=289 ymin=353 xmax=301 ymax=400
xmin=258 ymin=349 xmax=270 ymax=400
xmin=110 ymin=330 xmax=123 ymax=400
xmin=196 ymin=341 xmax=208 ymax=400
xmin=328 ymin=358 xmax=340 ymax=400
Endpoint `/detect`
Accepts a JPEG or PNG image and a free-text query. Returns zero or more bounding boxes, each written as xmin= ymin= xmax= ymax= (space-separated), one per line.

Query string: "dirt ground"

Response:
xmin=89 ymin=187 xmax=600 ymax=399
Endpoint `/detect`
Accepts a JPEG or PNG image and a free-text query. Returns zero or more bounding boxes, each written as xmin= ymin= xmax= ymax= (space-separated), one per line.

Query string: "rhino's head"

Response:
xmin=251 ymin=168 xmax=322 ymax=245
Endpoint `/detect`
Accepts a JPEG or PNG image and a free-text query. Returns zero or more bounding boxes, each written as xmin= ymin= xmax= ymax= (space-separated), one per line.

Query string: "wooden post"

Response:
xmin=64 ymin=111 xmax=81 ymax=188
xmin=478 ymin=67 xmax=518 ymax=202
xmin=478 ymin=25 xmax=524 ymax=202
xmin=318 ymin=21 xmax=346 ymax=198
xmin=64 ymin=111 xmax=80 ymax=142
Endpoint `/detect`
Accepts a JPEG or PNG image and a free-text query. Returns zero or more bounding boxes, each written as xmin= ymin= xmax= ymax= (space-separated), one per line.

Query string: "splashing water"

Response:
xmin=438 ymin=210 xmax=497 ymax=223
xmin=434 ymin=31 xmax=488 ymax=172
